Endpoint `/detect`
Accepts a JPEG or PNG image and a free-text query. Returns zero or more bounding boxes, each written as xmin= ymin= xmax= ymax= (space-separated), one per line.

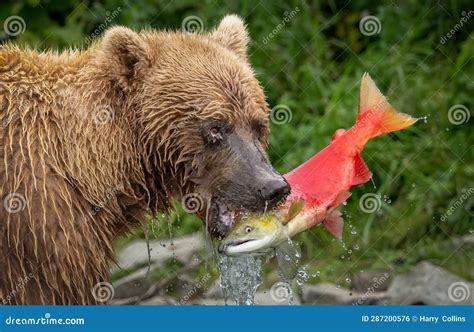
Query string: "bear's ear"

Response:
xmin=100 ymin=26 xmax=150 ymax=90
xmin=211 ymin=15 xmax=249 ymax=60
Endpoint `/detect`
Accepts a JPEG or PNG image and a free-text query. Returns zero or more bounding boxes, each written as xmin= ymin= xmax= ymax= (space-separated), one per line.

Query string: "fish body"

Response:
xmin=220 ymin=73 xmax=417 ymax=256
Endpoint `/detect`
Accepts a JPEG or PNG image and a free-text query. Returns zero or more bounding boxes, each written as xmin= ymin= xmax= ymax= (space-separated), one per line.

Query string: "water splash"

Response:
xmin=218 ymin=254 xmax=263 ymax=305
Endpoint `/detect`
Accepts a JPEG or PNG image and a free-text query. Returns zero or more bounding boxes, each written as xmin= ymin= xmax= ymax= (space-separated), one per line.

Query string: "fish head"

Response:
xmin=218 ymin=213 xmax=285 ymax=256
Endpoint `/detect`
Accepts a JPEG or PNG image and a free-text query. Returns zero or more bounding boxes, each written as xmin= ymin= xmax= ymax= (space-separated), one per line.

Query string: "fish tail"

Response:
xmin=357 ymin=73 xmax=417 ymax=138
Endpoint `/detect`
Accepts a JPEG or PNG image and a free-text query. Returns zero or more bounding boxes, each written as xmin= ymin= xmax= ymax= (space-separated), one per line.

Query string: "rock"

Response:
xmin=255 ymin=290 xmax=301 ymax=305
xmin=301 ymin=283 xmax=388 ymax=305
xmin=451 ymin=234 xmax=474 ymax=252
xmin=203 ymin=279 xmax=224 ymax=299
xmin=188 ymin=298 xmax=226 ymax=305
xmin=386 ymin=261 xmax=473 ymax=305
xmin=139 ymin=295 xmax=177 ymax=305
xmin=351 ymin=270 xmax=392 ymax=292
xmin=112 ymin=266 xmax=157 ymax=299
xmin=115 ymin=233 xmax=203 ymax=271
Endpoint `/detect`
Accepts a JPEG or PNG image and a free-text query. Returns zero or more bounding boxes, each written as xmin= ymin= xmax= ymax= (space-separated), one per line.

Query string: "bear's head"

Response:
xmin=99 ymin=15 xmax=290 ymax=238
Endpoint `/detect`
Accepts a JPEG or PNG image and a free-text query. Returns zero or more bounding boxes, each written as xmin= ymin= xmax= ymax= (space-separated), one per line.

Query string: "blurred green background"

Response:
xmin=2 ymin=0 xmax=472 ymax=292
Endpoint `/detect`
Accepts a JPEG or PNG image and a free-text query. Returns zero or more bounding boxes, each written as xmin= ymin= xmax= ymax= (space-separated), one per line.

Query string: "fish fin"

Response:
xmin=358 ymin=73 xmax=417 ymax=135
xmin=276 ymin=240 xmax=302 ymax=281
xmin=323 ymin=210 xmax=344 ymax=239
xmin=331 ymin=128 xmax=346 ymax=141
xmin=352 ymin=154 xmax=372 ymax=186
xmin=328 ymin=191 xmax=352 ymax=212
xmin=283 ymin=198 xmax=305 ymax=224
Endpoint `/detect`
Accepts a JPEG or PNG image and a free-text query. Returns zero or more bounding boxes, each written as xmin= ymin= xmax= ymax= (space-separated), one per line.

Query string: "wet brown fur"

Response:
xmin=0 ymin=15 xmax=269 ymax=304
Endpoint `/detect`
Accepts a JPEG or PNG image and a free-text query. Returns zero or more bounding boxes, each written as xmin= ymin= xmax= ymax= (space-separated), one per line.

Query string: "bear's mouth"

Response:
xmin=206 ymin=198 xmax=247 ymax=239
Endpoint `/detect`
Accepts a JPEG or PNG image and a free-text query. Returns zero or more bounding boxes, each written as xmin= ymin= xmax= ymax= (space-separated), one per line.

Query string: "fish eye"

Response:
xmin=244 ymin=226 xmax=253 ymax=233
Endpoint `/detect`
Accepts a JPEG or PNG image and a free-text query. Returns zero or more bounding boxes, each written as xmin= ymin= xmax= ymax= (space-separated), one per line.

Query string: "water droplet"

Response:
xmin=353 ymin=244 xmax=360 ymax=250
xmin=351 ymin=229 xmax=357 ymax=235
xmin=312 ymin=271 xmax=321 ymax=278
xmin=345 ymin=277 xmax=351 ymax=283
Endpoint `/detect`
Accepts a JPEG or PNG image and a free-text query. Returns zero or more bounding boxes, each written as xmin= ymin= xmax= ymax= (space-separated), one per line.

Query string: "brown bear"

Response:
xmin=0 ymin=15 xmax=290 ymax=304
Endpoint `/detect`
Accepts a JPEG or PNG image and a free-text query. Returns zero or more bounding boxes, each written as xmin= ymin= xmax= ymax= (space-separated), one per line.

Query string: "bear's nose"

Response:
xmin=259 ymin=178 xmax=290 ymax=206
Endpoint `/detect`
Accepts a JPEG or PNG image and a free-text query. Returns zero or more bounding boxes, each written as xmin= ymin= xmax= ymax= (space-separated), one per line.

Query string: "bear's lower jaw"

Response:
xmin=205 ymin=198 xmax=245 ymax=239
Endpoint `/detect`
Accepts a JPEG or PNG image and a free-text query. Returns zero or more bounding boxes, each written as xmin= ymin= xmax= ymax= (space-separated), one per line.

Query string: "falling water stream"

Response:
xmin=218 ymin=254 xmax=263 ymax=305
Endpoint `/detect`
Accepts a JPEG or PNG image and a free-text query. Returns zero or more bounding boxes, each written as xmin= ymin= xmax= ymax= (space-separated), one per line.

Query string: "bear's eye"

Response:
xmin=253 ymin=120 xmax=268 ymax=141
xmin=201 ymin=121 xmax=228 ymax=146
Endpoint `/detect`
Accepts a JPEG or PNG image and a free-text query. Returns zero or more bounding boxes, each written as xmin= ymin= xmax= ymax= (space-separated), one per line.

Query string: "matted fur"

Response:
xmin=0 ymin=15 xmax=269 ymax=304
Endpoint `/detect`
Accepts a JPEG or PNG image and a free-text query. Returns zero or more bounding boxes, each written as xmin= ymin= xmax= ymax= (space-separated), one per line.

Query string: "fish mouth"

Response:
xmin=218 ymin=236 xmax=274 ymax=256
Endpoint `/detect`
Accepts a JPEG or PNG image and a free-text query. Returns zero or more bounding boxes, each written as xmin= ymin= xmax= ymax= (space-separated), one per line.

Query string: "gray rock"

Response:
xmin=386 ymin=261 xmax=473 ymax=305
xmin=451 ymin=234 xmax=474 ymax=252
xmin=203 ymin=279 xmax=224 ymax=299
xmin=115 ymin=233 xmax=203 ymax=271
xmin=112 ymin=265 xmax=157 ymax=299
xmin=301 ymin=283 xmax=388 ymax=305
xmin=188 ymin=298 xmax=226 ymax=305
xmin=254 ymin=290 xmax=301 ymax=305
xmin=351 ymin=270 xmax=392 ymax=292
xmin=139 ymin=296 xmax=177 ymax=305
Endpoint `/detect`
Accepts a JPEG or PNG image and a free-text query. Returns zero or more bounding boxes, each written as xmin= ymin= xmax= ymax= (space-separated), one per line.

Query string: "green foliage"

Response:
xmin=2 ymin=0 xmax=472 ymax=281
